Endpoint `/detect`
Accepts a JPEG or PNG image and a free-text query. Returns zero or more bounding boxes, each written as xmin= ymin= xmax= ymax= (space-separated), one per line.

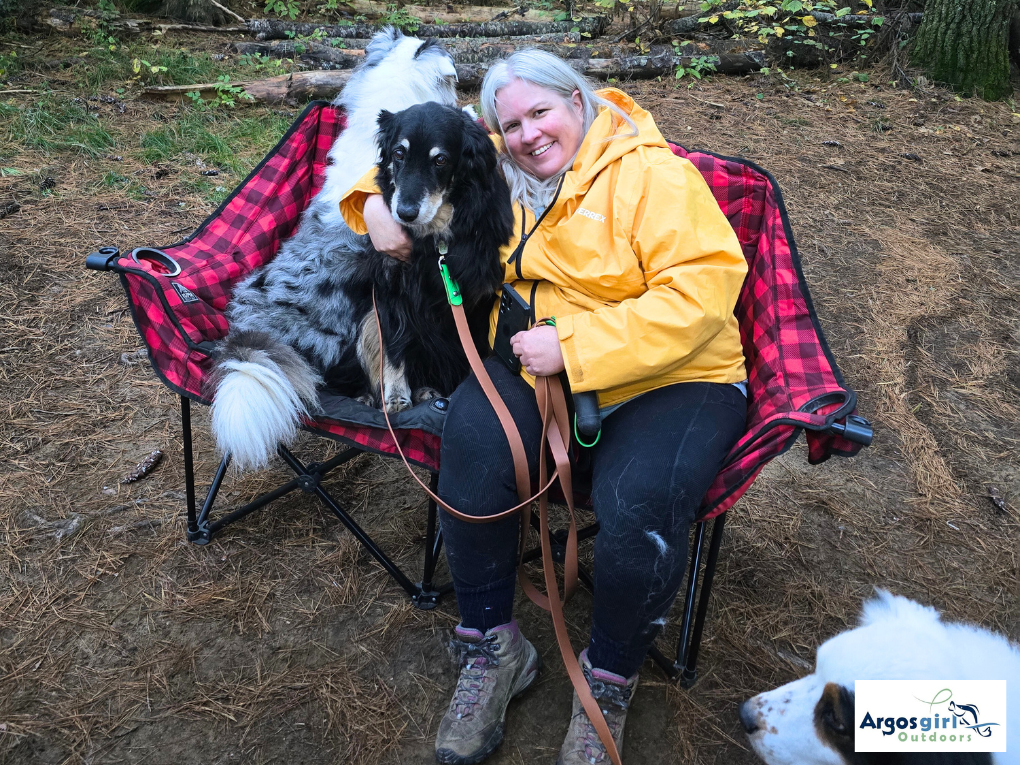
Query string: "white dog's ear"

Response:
xmin=860 ymin=589 xmax=941 ymax=627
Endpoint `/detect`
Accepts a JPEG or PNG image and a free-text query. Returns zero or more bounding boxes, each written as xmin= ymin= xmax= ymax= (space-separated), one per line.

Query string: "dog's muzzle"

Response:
xmin=739 ymin=700 xmax=762 ymax=735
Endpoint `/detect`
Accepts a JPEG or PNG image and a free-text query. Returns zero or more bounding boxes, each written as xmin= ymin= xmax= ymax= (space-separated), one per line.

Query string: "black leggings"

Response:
xmin=437 ymin=359 xmax=746 ymax=678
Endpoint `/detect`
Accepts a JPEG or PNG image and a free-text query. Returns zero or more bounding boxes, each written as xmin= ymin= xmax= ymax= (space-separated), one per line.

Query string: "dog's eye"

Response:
xmin=393 ymin=148 xmax=405 ymax=161
xmin=435 ymin=154 xmax=448 ymax=167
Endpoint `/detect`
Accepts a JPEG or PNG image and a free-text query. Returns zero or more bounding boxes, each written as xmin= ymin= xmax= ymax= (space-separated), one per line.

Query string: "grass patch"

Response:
xmin=138 ymin=111 xmax=291 ymax=174
xmin=73 ymin=44 xmax=229 ymax=93
xmin=0 ymin=95 xmax=115 ymax=158
xmin=178 ymin=174 xmax=231 ymax=206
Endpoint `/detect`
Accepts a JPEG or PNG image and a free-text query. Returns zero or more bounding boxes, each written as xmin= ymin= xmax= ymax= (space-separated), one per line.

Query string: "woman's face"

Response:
xmin=494 ymin=78 xmax=584 ymax=181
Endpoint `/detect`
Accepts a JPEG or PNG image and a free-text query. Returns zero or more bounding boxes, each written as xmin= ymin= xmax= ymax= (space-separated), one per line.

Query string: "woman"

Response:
xmin=340 ymin=50 xmax=749 ymax=765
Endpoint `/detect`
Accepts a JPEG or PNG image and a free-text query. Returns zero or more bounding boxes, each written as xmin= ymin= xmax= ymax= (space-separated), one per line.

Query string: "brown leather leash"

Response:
xmin=371 ymin=277 xmax=623 ymax=765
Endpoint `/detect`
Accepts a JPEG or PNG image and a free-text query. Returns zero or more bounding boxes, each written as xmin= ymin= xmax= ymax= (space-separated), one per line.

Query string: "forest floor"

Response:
xmin=1 ymin=11 xmax=1019 ymax=765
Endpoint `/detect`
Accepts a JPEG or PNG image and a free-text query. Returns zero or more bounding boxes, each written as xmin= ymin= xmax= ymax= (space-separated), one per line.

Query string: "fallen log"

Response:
xmin=232 ymin=40 xmax=366 ymax=68
xmin=142 ymin=70 xmax=352 ymax=104
xmin=42 ymin=7 xmax=606 ymax=40
xmin=245 ymin=16 xmax=608 ymax=40
xmin=452 ymin=51 xmax=764 ymax=86
xmin=232 ymin=39 xmax=594 ymax=67
xmin=304 ymin=0 xmax=560 ymax=24
xmin=807 ymin=10 xmax=921 ymax=25
xmin=662 ymin=8 xmax=922 ymax=37
xmin=231 ymin=38 xmax=761 ymax=70
xmin=143 ymin=48 xmax=763 ymax=103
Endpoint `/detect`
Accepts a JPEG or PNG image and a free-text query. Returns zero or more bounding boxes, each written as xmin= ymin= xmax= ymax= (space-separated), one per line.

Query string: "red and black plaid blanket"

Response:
xmin=98 ymin=101 xmax=865 ymax=519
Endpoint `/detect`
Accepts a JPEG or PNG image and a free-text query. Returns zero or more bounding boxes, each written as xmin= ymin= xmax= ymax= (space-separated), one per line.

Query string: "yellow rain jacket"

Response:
xmin=339 ymin=89 xmax=748 ymax=408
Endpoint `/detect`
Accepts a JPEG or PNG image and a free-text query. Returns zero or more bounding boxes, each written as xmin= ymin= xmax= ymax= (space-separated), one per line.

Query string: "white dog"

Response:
xmin=741 ymin=590 xmax=1020 ymax=765
xmin=313 ymin=28 xmax=458 ymax=226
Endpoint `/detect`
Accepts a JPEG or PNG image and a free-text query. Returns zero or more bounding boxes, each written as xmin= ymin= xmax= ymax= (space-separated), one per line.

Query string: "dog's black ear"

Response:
xmin=376 ymin=109 xmax=398 ymax=159
xmin=458 ymin=110 xmax=497 ymax=178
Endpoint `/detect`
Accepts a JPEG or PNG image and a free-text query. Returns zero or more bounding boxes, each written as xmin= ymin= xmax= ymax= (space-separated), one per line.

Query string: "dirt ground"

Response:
xmin=2 ymin=23 xmax=1019 ymax=765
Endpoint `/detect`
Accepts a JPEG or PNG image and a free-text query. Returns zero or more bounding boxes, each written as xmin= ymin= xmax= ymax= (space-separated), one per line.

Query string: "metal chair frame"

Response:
xmin=179 ymin=394 xmax=724 ymax=686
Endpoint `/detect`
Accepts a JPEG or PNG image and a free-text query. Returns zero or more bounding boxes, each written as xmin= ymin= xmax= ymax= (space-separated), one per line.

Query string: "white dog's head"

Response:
xmin=739 ymin=591 xmax=967 ymax=765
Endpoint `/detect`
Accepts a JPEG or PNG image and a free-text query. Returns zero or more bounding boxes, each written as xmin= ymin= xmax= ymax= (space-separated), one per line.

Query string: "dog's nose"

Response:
xmin=739 ymin=701 xmax=762 ymax=735
xmin=396 ymin=203 xmax=420 ymax=223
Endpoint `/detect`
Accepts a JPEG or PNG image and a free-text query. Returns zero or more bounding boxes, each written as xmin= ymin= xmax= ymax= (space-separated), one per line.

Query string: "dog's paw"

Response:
xmin=413 ymin=387 xmax=442 ymax=405
xmin=355 ymin=393 xmax=377 ymax=409
xmin=384 ymin=394 xmax=412 ymax=413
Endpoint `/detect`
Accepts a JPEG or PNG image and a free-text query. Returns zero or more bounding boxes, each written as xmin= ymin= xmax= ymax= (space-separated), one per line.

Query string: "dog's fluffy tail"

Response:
xmin=210 ymin=331 xmax=321 ymax=472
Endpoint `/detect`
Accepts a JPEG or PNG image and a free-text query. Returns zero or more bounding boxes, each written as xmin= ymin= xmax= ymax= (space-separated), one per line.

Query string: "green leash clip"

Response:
xmin=438 ymin=255 xmax=462 ymax=307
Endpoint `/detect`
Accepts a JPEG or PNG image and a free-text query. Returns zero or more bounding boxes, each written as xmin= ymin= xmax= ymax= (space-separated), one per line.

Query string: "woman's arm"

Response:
xmin=363 ymin=194 xmax=412 ymax=262
xmin=337 ymin=168 xmax=412 ymax=261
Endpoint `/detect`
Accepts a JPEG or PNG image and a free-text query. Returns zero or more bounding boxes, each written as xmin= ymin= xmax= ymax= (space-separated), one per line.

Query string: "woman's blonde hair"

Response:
xmin=480 ymin=49 xmax=636 ymax=212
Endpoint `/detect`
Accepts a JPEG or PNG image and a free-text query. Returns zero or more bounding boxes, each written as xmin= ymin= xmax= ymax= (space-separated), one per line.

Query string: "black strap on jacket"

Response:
xmin=506 ymin=174 xmax=566 ymax=280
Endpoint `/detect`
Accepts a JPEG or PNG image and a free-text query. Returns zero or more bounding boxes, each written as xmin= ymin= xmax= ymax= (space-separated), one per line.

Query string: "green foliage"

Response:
xmin=0 ymin=51 xmax=19 ymax=80
xmin=130 ymin=57 xmax=168 ymax=84
xmin=378 ymin=4 xmax=419 ymax=32
xmin=100 ymin=170 xmax=130 ymax=188
xmin=91 ymin=0 xmax=121 ymax=50
xmin=72 ymin=46 xmax=223 ymax=93
xmin=238 ymin=52 xmax=293 ymax=73
xmin=0 ymin=94 xmax=116 ymax=157
xmin=698 ymin=0 xmax=885 ymax=62
xmin=186 ymin=75 xmax=254 ymax=110
xmin=265 ymin=0 xmax=301 ymax=20
xmin=673 ymin=53 xmax=717 ymax=83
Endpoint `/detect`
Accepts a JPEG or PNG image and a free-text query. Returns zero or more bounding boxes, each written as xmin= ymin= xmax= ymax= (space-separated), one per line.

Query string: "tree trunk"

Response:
xmin=911 ymin=0 xmax=1017 ymax=100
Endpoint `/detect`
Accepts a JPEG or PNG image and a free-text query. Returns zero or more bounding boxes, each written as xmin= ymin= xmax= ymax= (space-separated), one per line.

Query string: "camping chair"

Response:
xmin=84 ymin=100 xmax=872 ymax=687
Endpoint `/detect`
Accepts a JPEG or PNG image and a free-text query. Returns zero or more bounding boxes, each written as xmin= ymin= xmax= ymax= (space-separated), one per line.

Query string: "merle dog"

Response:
xmin=210 ymin=101 xmax=512 ymax=471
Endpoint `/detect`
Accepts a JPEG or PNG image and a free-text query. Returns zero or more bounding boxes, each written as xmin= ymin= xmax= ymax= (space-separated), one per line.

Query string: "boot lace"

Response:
xmin=448 ymin=634 xmax=501 ymax=720
xmin=578 ymin=666 xmax=632 ymax=763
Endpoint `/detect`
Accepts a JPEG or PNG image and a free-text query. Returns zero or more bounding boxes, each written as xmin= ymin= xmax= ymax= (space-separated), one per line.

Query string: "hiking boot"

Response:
xmin=435 ymin=619 xmax=541 ymax=765
xmin=556 ymin=649 xmax=639 ymax=765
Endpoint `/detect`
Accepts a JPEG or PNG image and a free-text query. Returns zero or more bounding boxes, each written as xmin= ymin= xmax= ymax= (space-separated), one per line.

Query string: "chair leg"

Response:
xmin=415 ymin=473 xmax=452 ymax=610
xmin=175 ymin=407 xmax=453 ymax=605
xmin=181 ymin=396 xmax=198 ymax=538
xmin=679 ymin=513 xmax=727 ymax=689
xmin=675 ymin=521 xmax=707 ymax=670
xmin=276 ymin=444 xmax=424 ymax=599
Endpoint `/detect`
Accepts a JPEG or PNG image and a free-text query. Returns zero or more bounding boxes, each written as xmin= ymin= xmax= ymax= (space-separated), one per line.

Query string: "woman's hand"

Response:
xmin=511 ymin=324 xmax=565 ymax=377
xmin=363 ymin=193 xmax=412 ymax=262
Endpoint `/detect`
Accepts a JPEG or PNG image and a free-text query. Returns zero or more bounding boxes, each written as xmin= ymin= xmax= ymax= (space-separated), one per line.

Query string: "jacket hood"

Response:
xmin=569 ymin=88 xmax=669 ymax=186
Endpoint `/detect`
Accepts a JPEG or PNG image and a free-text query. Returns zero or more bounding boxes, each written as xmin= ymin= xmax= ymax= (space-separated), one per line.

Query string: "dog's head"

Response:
xmin=374 ymin=102 xmax=497 ymax=239
xmin=739 ymin=591 xmax=993 ymax=765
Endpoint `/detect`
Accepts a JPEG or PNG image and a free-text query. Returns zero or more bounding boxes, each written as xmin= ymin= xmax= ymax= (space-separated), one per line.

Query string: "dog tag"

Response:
xmin=437 ymin=240 xmax=448 ymax=255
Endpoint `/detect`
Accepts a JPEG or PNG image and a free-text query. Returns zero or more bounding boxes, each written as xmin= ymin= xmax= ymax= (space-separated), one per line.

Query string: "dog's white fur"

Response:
xmin=314 ymin=32 xmax=458 ymax=225
xmin=744 ymin=590 xmax=1020 ymax=765
xmin=212 ymin=354 xmax=317 ymax=471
